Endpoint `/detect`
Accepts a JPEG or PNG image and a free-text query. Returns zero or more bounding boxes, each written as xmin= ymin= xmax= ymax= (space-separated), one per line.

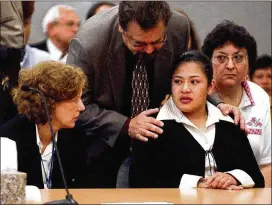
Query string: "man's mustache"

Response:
xmin=136 ymin=50 xmax=158 ymax=63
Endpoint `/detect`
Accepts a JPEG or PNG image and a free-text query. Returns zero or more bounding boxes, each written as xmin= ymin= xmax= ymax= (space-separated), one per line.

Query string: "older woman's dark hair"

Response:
xmin=12 ymin=61 xmax=87 ymax=125
xmin=201 ymin=20 xmax=257 ymax=71
xmin=119 ymin=1 xmax=171 ymax=31
xmin=173 ymin=50 xmax=213 ymax=85
xmin=249 ymin=54 xmax=272 ymax=78
xmin=86 ymin=1 xmax=115 ymax=20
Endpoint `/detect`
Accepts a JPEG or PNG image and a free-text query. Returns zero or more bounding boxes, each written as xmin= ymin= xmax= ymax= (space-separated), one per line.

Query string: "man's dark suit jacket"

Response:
xmin=130 ymin=120 xmax=264 ymax=188
xmin=30 ymin=39 xmax=48 ymax=52
xmin=67 ymin=6 xmax=190 ymax=188
xmin=0 ymin=115 xmax=89 ymax=189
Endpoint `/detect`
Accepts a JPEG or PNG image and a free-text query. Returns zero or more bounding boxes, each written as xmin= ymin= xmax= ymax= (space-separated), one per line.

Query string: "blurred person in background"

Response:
xmin=250 ymin=54 xmax=271 ymax=106
xmin=202 ymin=20 xmax=271 ymax=187
xmin=175 ymin=8 xmax=200 ymax=50
xmin=0 ymin=1 xmax=24 ymax=125
xmin=86 ymin=1 xmax=115 ymax=20
xmin=21 ymin=1 xmax=54 ymax=69
xmin=31 ymin=5 xmax=80 ymax=63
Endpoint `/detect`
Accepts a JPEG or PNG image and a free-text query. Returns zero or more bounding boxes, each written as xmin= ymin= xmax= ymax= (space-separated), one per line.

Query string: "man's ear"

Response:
xmin=47 ymin=22 xmax=56 ymax=37
xmin=118 ymin=18 xmax=125 ymax=33
xmin=118 ymin=24 xmax=124 ymax=33
xmin=207 ymin=79 xmax=216 ymax=95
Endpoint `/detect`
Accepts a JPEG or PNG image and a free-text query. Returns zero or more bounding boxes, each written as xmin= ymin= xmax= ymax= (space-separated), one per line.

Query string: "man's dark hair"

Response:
xmin=201 ymin=20 xmax=257 ymax=71
xmin=86 ymin=1 xmax=115 ymax=20
xmin=118 ymin=1 xmax=171 ymax=31
xmin=249 ymin=54 xmax=272 ymax=78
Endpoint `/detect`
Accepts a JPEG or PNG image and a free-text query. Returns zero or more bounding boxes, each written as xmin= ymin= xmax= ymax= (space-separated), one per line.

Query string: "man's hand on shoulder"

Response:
xmin=128 ymin=108 xmax=164 ymax=142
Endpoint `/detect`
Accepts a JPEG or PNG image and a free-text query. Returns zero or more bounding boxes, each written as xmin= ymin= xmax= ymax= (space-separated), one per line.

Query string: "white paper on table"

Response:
xmin=102 ymin=202 xmax=173 ymax=204
xmin=0 ymin=137 xmax=18 ymax=171
xmin=26 ymin=185 xmax=42 ymax=204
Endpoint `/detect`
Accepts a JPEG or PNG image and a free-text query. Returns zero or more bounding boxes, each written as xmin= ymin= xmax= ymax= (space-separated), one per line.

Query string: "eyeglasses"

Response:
xmin=212 ymin=53 xmax=248 ymax=65
xmin=122 ymin=31 xmax=167 ymax=48
xmin=54 ymin=21 xmax=80 ymax=28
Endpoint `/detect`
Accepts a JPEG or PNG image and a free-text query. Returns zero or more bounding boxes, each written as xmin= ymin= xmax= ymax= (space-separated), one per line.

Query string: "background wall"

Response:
xmin=29 ymin=1 xmax=271 ymax=55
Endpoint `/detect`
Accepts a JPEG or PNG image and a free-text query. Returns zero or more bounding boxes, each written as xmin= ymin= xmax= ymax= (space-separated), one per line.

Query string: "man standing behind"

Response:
xmin=0 ymin=1 xmax=24 ymax=125
xmin=67 ymin=1 xmax=190 ymax=188
xmin=31 ymin=4 xmax=80 ymax=62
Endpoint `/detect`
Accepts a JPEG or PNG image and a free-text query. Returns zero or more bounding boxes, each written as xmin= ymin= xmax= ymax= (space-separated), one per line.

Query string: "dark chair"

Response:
xmin=116 ymin=156 xmax=131 ymax=188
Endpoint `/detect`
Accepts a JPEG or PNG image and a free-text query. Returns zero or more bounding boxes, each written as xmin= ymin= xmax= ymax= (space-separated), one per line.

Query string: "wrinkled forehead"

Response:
xmin=213 ymin=42 xmax=247 ymax=54
xmin=126 ymin=20 xmax=166 ymax=42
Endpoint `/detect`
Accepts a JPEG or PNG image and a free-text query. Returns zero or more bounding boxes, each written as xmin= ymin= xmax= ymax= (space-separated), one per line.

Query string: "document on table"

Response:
xmin=102 ymin=202 xmax=173 ymax=204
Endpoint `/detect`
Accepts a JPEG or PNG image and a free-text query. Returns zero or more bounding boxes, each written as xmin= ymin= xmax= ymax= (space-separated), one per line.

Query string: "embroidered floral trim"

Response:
xmin=246 ymin=117 xmax=262 ymax=127
xmin=248 ymin=128 xmax=262 ymax=135
xmin=246 ymin=117 xmax=262 ymax=135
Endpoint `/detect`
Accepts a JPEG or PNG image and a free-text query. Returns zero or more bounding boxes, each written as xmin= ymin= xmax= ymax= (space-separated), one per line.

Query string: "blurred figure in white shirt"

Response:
xmin=250 ymin=54 xmax=271 ymax=106
xmin=21 ymin=1 xmax=54 ymax=69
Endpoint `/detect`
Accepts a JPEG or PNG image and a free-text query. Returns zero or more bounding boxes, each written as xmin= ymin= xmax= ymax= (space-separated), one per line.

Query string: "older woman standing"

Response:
xmin=0 ymin=61 xmax=88 ymax=189
xmin=202 ymin=20 xmax=271 ymax=187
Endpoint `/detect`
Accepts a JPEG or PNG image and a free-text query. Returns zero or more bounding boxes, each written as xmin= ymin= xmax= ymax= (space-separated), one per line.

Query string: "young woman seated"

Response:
xmin=129 ymin=51 xmax=264 ymax=189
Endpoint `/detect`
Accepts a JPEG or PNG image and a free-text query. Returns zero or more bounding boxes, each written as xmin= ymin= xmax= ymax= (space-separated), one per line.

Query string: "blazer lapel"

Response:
xmin=18 ymin=120 xmax=43 ymax=187
xmin=106 ymin=21 xmax=127 ymax=111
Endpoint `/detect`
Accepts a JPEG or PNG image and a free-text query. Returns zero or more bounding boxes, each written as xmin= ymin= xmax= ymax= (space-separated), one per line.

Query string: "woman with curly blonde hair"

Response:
xmin=0 ymin=60 xmax=89 ymax=189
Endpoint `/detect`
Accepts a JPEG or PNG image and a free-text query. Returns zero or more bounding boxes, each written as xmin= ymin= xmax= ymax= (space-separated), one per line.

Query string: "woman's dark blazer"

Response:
xmin=129 ymin=120 xmax=264 ymax=188
xmin=0 ymin=115 xmax=89 ymax=189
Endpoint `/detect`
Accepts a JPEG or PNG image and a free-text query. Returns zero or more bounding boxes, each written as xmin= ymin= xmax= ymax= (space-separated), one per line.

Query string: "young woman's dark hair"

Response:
xmin=163 ymin=50 xmax=213 ymax=96
xmin=173 ymin=50 xmax=213 ymax=85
